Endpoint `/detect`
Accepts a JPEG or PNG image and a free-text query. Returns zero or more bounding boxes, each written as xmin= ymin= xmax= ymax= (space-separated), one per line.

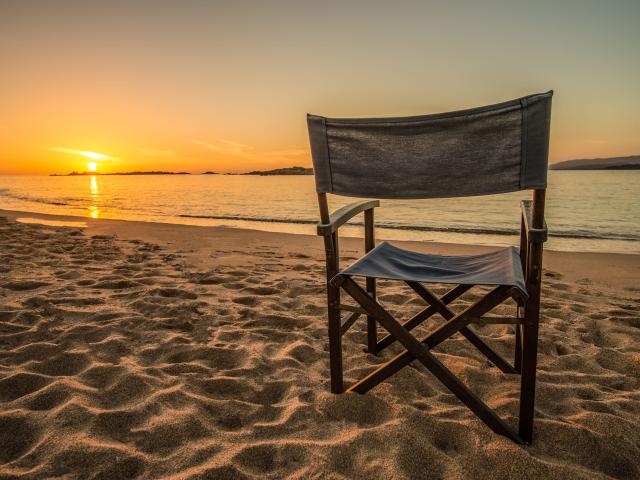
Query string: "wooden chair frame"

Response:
xmin=317 ymin=190 xmax=547 ymax=444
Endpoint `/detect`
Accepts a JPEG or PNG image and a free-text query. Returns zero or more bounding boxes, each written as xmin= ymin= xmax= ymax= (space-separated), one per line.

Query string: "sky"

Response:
xmin=1 ymin=0 xmax=639 ymax=174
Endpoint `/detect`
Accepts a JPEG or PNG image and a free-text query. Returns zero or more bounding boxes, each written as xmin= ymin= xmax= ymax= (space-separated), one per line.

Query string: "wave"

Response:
xmin=178 ymin=214 xmax=640 ymax=242
xmin=0 ymin=188 xmax=72 ymax=206
xmin=0 ymin=189 xmax=163 ymax=214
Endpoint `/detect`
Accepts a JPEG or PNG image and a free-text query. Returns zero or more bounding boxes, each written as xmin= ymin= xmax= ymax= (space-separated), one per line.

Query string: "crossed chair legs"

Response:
xmin=327 ymin=275 xmax=540 ymax=444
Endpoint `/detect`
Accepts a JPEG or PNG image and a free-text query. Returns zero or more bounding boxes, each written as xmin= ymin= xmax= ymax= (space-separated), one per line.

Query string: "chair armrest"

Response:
xmin=521 ymin=200 xmax=548 ymax=243
xmin=317 ymin=200 xmax=380 ymax=236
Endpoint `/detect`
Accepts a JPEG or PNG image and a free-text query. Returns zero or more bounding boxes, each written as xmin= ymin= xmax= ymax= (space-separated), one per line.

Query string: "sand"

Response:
xmin=0 ymin=209 xmax=639 ymax=479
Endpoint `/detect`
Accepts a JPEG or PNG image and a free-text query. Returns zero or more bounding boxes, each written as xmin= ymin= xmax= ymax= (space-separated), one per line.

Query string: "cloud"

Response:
xmin=186 ymin=138 xmax=305 ymax=162
xmin=50 ymin=147 xmax=118 ymax=161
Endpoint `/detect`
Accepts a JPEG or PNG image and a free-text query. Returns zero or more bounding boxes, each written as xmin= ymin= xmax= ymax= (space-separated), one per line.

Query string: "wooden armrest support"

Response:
xmin=317 ymin=200 xmax=380 ymax=236
xmin=521 ymin=200 xmax=548 ymax=243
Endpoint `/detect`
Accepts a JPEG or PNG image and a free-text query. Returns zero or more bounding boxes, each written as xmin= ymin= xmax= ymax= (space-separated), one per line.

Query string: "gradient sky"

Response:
xmin=1 ymin=0 xmax=639 ymax=174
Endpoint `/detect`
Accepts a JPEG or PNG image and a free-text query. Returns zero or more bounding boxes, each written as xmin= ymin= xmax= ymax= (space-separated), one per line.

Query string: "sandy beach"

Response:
xmin=1 ymin=208 xmax=639 ymax=479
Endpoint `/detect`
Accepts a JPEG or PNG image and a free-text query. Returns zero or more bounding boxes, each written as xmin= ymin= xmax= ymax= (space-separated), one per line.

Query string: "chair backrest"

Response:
xmin=308 ymin=91 xmax=552 ymax=199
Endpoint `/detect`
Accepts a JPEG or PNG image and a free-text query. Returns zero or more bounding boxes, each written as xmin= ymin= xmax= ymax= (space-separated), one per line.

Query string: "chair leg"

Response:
xmin=366 ymin=277 xmax=377 ymax=354
xmin=519 ymin=216 xmax=544 ymax=444
xmin=514 ymin=323 xmax=522 ymax=374
xmin=518 ymin=314 xmax=539 ymax=443
xmin=327 ymin=283 xmax=343 ymax=394
xmin=364 ymin=208 xmax=377 ymax=355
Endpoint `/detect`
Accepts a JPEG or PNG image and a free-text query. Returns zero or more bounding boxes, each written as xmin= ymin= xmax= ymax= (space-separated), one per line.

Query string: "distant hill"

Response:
xmin=241 ymin=166 xmax=313 ymax=176
xmin=202 ymin=171 xmax=218 ymax=175
xmin=51 ymin=171 xmax=191 ymax=176
xmin=550 ymin=155 xmax=640 ymax=170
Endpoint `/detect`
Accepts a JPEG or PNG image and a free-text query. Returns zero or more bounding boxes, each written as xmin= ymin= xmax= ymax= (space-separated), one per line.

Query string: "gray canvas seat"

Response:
xmin=341 ymin=242 xmax=526 ymax=295
xmin=308 ymin=91 xmax=552 ymax=445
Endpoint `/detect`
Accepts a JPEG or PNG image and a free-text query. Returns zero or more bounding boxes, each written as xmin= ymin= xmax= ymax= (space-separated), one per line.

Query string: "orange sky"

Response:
xmin=1 ymin=1 xmax=639 ymax=175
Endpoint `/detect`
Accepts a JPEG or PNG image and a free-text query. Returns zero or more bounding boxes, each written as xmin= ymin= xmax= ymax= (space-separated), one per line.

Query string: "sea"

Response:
xmin=0 ymin=171 xmax=638 ymax=254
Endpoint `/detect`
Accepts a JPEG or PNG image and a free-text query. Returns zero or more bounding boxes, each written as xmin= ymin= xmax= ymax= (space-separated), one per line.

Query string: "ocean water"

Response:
xmin=0 ymin=171 xmax=638 ymax=254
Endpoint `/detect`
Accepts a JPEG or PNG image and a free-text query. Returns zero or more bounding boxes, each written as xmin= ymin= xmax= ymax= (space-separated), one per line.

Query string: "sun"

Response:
xmin=87 ymin=162 xmax=97 ymax=172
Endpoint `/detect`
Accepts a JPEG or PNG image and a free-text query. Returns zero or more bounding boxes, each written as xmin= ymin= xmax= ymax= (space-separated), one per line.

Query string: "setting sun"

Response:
xmin=87 ymin=162 xmax=97 ymax=172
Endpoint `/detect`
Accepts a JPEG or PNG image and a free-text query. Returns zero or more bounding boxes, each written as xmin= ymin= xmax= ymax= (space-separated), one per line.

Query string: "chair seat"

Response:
xmin=340 ymin=242 xmax=526 ymax=295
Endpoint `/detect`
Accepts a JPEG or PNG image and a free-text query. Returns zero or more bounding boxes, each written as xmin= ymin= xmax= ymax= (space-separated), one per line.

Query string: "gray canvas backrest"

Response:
xmin=307 ymin=91 xmax=552 ymax=199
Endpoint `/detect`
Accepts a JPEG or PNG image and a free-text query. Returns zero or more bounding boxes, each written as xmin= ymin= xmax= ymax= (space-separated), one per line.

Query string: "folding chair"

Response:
xmin=307 ymin=91 xmax=552 ymax=444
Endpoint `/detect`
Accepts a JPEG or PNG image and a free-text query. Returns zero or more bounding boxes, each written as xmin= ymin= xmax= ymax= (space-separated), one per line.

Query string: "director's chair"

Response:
xmin=307 ymin=91 xmax=552 ymax=444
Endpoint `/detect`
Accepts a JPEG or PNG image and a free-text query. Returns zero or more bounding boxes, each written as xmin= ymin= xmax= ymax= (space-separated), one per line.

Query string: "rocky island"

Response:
xmin=550 ymin=155 xmax=640 ymax=170
xmin=240 ymin=166 xmax=313 ymax=176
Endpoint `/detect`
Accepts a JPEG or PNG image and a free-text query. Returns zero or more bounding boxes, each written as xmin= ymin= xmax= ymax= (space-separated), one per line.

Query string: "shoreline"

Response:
xmin=2 ymin=208 xmax=639 ymax=291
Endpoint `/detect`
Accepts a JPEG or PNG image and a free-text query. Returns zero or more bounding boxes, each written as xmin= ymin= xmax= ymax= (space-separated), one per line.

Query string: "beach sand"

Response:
xmin=1 ymin=209 xmax=639 ymax=479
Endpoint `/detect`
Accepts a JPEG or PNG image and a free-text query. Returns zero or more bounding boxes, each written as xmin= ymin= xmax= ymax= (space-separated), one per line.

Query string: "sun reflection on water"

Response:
xmin=89 ymin=175 xmax=99 ymax=218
